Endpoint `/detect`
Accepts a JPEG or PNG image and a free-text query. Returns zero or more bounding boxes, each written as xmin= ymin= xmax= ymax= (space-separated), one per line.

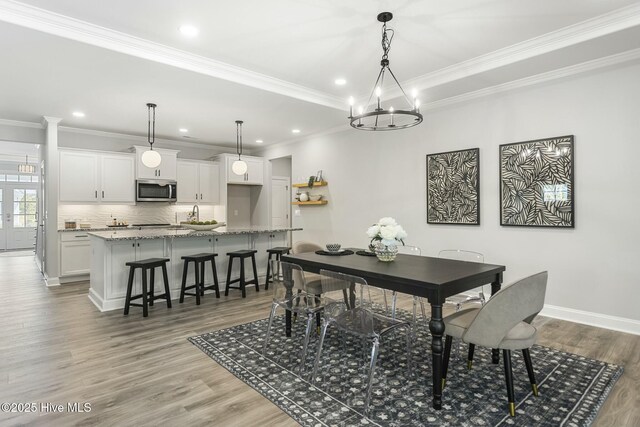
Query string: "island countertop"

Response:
xmin=87 ymin=227 xmax=302 ymax=241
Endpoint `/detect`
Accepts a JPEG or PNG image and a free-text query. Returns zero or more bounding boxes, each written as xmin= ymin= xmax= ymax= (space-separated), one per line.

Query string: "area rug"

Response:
xmin=189 ymin=309 xmax=622 ymax=427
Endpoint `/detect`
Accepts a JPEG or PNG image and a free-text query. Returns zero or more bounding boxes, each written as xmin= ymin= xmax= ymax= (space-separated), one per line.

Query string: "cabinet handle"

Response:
xmin=75 ymin=235 xmax=88 ymax=238
xmin=196 ymin=194 xmax=198 ymax=200
xmin=158 ymin=169 xmax=160 ymax=176
xmin=95 ymin=190 xmax=97 ymax=198
xmin=102 ymin=190 xmax=104 ymax=198
xmin=200 ymin=193 xmax=203 ymax=199
xmin=132 ymin=243 xmax=135 ymax=247
xmin=137 ymin=243 xmax=140 ymax=247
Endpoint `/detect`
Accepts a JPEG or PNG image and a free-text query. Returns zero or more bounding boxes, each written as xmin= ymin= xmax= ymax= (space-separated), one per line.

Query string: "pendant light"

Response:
xmin=232 ymin=120 xmax=248 ymax=175
xmin=141 ymin=103 xmax=162 ymax=168
xmin=348 ymin=12 xmax=423 ymax=131
xmin=18 ymin=155 xmax=36 ymax=174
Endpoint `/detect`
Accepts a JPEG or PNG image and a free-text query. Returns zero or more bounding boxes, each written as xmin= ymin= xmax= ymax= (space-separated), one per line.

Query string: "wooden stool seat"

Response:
xmin=180 ymin=253 xmax=220 ymax=305
xmin=124 ymin=258 xmax=171 ymax=318
xmin=264 ymin=247 xmax=291 ymax=290
xmin=225 ymin=250 xmax=259 ymax=298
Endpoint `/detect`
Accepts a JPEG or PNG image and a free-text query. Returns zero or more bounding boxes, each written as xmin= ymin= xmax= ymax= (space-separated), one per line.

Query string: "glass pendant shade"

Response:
xmin=232 ymin=159 xmax=248 ymax=175
xmin=141 ymin=149 xmax=162 ymax=168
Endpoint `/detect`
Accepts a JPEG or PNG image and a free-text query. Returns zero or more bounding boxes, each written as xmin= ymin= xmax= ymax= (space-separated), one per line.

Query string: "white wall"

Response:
xmin=256 ymin=61 xmax=640 ymax=329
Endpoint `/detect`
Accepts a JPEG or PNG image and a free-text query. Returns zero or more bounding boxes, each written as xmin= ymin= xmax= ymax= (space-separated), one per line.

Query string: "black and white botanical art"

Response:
xmin=426 ymin=148 xmax=480 ymax=225
xmin=500 ymin=135 xmax=574 ymax=228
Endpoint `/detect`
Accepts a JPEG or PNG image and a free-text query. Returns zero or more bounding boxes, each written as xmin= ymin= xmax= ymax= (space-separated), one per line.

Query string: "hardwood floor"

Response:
xmin=0 ymin=254 xmax=638 ymax=426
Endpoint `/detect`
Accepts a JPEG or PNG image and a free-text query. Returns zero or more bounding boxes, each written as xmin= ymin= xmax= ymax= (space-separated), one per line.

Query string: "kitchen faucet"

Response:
xmin=191 ymin=204 xmax=200 ymax=222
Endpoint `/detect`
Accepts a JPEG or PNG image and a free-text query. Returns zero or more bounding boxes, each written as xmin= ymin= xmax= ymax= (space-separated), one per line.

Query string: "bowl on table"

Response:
xmin=326 ymin=243 xmax=341 ymax=252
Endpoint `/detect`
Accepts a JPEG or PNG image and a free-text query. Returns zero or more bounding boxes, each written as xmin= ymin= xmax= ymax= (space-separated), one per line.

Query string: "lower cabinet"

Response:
xmin=60 ymin=232 xmax=91 ymax=277
xmin=171 ymin=237 xmax=215 ymax=293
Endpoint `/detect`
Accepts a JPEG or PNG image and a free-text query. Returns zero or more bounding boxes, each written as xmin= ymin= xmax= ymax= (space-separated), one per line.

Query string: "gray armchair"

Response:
xmin=442 ymin=271 xmax=548 ymax=417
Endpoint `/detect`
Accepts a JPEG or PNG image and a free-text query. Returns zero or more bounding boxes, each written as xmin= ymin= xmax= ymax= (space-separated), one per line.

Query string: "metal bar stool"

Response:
xmin=124 ymin=258 xmax=171 ymax=317
xmin=179 ymin=253 xmax=220 ymax=305
xmin=264 ymin=246 xmax=291 ymax=290
xmin=224 ymin=250 xmax=259 ymax=298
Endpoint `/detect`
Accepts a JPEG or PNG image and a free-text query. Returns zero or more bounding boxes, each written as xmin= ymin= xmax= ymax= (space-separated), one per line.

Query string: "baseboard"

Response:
xmin=60 ymin=274 xmax=89 ymax=284
xmin=44 ymin=274 xmax=60 ymax=287
xmin=540 ymin=304 xmax=640 ymax=336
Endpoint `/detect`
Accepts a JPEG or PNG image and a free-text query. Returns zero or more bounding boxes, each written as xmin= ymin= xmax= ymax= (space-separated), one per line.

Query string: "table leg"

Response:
xmin=429 ymin=303 xmax=444 ymax=410
xmin=491 ymin=275 xmax=503 ymax=364
xmin=284 ymin=266 xmax=293 ymax=337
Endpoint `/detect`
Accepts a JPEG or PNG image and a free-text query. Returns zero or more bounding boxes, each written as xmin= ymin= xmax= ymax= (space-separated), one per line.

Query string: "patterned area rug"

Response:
xmin=189 ymin=309 xmax=622 ymax=426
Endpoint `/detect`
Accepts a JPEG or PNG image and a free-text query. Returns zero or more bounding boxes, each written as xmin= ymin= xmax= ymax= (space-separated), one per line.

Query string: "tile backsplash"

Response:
xmin=58 ymin=204 xmax=225 ymax=229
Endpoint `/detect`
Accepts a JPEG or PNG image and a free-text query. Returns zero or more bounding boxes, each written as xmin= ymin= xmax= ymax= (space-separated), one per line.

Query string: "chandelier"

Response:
xmin=231 ymin=120 xmax=247 ymax=175
xmin=141 ymin=103 xmax=161 ymax=168
xmin=18 ymin=155 xmax=35 ymax=174
xmin=348 ymin=12 xmax=422 ymax=131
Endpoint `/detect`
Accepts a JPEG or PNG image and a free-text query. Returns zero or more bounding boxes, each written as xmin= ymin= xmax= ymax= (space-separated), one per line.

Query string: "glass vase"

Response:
xmin=374 ymin=243 xmax=398 ymax=262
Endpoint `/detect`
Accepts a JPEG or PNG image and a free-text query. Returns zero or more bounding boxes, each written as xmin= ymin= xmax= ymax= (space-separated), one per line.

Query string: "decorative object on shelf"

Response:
xmin=309 ymin=194 xmax=323 ymax=202
xmin=427 ymin=148 xmax=480 ymax=225
xmin=366 ymin=217 xmax=407 ymax=262
xmin=18 ymin=155 xmax=36 ymax=174
xmin=231 ymin=120 xmax=248 ymax=175
xmin=141 ymin=103 xmax=162 ymax=168
xmin=307 ymin=176 xmax=316 ymax=188
xmin=315 ymin=170 xmax=323 ymax=182
xmin=500 ymin=135 xmax=574 ymax=228
xmin=347 ymin=12 xmax=422 ymax=131
xmin=299 ymin=192 xmax=309 ymax=202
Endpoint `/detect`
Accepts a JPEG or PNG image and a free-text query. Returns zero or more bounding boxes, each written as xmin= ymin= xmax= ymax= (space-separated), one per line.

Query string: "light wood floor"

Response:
xmin=0 ymin=255 xmax=638 ymax=426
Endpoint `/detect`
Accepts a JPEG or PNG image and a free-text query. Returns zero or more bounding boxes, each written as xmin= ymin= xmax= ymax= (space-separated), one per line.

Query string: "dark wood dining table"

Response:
xmin=281 ymin=249 xmax=506 ymax=410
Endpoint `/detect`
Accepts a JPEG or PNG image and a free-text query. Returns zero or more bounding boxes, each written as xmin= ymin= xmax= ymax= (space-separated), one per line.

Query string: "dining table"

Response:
xmin=281 ymin=249 xmax=506 ymax=410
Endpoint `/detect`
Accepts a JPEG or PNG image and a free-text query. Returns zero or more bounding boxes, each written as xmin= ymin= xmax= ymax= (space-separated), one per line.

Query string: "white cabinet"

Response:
xmin=59 ymin=151 xmax=99 ymax=202
xmin=108 ymin=239 xmax=166 ymax=299
xmin=59 ymin=150 xmax=135 ymax=204
xmin=177 ymin=160 xmax=220 ymax=204
xmin=101 ymin=154 xmax=135 ymax=203
xmin=225 ymin=155 xmax=264 ymax=185
xmin=134 ymin=146 xmax=179 ymax=180
xmin=60 ymin=232 xmax=91 ymax=276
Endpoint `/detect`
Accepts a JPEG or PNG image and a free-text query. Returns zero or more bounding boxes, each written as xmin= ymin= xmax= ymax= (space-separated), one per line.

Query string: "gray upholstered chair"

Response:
xmin=441 ymin=271 xmax=548 ymax=417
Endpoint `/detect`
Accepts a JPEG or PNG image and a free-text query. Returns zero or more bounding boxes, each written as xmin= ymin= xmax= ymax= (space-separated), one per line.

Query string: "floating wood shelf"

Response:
xmin=291 ymin=200 xmax=328 ymax=206
xmin=292 ymin=181 xmax=328 ymax=188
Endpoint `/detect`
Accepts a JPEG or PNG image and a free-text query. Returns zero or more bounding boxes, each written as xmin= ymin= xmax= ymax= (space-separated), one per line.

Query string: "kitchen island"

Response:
xmin=88 ymin=227 xmax=301 ymax=311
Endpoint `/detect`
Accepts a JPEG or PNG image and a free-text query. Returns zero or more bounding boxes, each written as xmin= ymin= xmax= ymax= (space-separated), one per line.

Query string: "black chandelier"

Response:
xmin=348 ymin=12 xmax=422 ymax=131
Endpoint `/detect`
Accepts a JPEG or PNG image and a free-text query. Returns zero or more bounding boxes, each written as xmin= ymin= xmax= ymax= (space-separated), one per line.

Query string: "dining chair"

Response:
xmin=262 ymin=260 xmax=332 ymax=374
xmin=291 ymin=241 xmax=325 ymax=326
xmin=383 ymin=245 xmax=428 ymax=325
xmin=441 ymin=271 xmax=548 ymax=417
xmin=438 ymin=249 xmax=489 ymax=310
xmin=311 ymin=269 xmax=413 ymax=414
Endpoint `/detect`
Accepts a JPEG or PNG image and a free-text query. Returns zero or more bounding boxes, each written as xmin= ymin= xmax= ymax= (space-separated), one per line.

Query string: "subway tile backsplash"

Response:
xmin=58 ymin=204 xmax=225 ymax=229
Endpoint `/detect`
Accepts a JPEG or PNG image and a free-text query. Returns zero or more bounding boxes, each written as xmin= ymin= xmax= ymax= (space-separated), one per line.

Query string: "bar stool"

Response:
xmin=124 ymin=258 xmax=171 ymax=317
xmin=179 ymin=253 xmax=220 ymax=305
xmin=225 ymin=250 xmax=259 ymax=298
xmin=264 ymin=246 xmax=291 ymax=290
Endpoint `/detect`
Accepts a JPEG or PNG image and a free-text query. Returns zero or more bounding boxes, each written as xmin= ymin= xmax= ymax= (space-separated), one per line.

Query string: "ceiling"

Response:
xmin=0 ymin=0 xmax=639 ymax=147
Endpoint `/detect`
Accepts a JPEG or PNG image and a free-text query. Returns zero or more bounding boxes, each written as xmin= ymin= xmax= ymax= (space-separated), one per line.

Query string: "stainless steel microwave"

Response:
xmin=136 ymin=180 xmax=177 ymax=202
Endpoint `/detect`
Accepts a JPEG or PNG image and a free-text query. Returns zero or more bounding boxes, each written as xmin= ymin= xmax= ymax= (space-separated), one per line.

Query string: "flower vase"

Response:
xmin=374 ymin=243 xmax=398 ymax=262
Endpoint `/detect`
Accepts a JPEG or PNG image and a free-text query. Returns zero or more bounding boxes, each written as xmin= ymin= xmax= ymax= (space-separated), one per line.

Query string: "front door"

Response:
xmin=0 ymin=180 xmax=38 ymax=250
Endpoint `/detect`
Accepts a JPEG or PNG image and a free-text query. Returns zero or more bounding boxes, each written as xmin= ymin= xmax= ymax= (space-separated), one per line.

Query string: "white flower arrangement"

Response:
xmin=366 ymin=217 xmax=408 ymax=247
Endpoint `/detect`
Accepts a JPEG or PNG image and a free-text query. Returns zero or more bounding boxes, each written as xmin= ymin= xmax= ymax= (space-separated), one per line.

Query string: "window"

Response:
xmin=13 ymin=189 xmax=37 ymax=228
xmin=0 ymin=189 xmax=2 ymax=229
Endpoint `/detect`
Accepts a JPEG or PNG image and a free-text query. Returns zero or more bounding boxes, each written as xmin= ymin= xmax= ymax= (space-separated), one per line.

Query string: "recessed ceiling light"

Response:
xmin=292 ymin=129 xmax=301 ymax=134
xmin=72 ymin=111 xmax=85 ymax=118
xmin=179 ymin=128 xmax=188 ymax=133
xmin=255 ymin=139 xmax=263 ymax=144
xmin=334 ymin=78 xmax=347 ymax=86
xmin=179 ymin=25 xmax=199 ymax=38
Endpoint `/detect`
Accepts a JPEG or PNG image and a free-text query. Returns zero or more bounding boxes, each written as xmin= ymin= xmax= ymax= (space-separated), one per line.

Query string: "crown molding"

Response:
xmin=422 ymin=47 xmax=640 ymax=112
xmin=370 ymin=3 xmax=640 ymax=101
xmin=57 ymin=125 xmax=236 ymax=152
xmin=0 ymin=0 xmax=345 ymax=110
xmin=0 ymin=118 xmax=44 ymax=129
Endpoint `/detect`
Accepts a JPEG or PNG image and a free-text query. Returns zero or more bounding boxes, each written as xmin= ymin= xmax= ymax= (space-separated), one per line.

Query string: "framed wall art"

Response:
xmin=426 ymin=148 xmax=480 ymax=225
xmin=499 ymin=135 xmax=574 ymax=228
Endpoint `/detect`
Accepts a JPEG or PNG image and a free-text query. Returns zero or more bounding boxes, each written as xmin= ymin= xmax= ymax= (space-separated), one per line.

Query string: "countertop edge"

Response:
xmin=88 ymin=228 xmax=302 ymax=241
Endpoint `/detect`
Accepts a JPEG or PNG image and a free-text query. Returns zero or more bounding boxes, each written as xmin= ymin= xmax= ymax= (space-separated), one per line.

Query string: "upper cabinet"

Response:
xmin=59 ymin=150 xmax=135 ymax=204
xmin=221 ymin=154 xmax=264 ymax=186
xmin=134 ymin=146 xmax=179 ymax=180
xmin=176 ymin=160 xmax=220 ymax=204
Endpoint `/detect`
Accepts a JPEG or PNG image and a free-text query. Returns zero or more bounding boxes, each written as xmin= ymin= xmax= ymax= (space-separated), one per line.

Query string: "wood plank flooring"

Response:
xmin=0 ymin=254 xmax=637 ymax=426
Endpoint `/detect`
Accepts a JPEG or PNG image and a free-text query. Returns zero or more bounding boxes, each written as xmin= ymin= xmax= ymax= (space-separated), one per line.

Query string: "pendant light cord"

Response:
xmin=147 ymin=103 xmax=156 ymax=150
xmin=236 ymin=120 xmax=243 ymax=160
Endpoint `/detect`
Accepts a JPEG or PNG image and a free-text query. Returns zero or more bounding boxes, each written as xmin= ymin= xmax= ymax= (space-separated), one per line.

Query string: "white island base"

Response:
xmin=88 ymin=228 xmax=294 ymax=312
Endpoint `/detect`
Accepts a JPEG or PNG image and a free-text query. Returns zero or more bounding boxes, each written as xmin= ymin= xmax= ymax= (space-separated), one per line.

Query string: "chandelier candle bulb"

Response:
xmin=389 ymin=107 xmax=395 ymax=127
xmin=348 ymin=96 xmax=354 ymax=118
xmin=375 ymin=87 xmax=382 ymax=111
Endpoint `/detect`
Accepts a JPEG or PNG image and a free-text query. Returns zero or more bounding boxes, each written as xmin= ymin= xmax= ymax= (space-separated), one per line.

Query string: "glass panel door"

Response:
xmin=6 ymin=185 xmax=37 ymax=250
xmin=0 ymin=188 xmax=6 ymax=250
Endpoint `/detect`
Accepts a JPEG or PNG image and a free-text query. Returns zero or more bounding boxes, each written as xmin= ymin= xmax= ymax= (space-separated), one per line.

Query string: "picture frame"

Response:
xmin=499 ymin=135 xmax=574 ymax=228
xmin=426 ymin=148 xmax=480 ymax=225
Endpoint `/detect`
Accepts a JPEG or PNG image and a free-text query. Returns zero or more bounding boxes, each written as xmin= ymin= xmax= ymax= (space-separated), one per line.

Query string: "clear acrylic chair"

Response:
xmin=262 ymin=260 xmax=331 ymax=374
xmin=311 ymin=269 xmax=413 ymax=414
xmin=382 ymin=245 xmax=428 ymax=324
xmin=438 ymin=249 xmax=488 ymax=311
